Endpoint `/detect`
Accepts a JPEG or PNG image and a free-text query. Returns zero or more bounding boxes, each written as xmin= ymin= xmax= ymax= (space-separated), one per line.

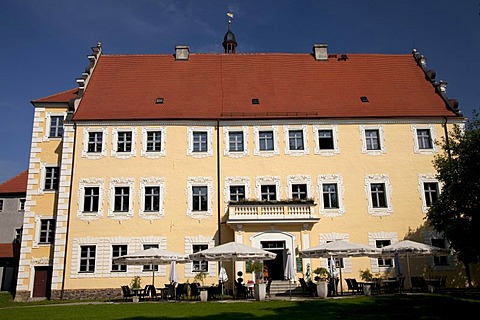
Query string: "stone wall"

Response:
xmin=14 ymin=288 xmax=122 ymax=301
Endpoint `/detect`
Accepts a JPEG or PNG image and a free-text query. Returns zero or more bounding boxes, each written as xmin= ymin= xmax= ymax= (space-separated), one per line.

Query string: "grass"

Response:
xmin=1 ymin=292 xmax=479 ymax=319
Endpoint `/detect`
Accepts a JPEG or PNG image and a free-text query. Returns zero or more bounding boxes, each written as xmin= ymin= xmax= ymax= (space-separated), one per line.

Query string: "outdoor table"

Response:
xmin=156 ymin=287 xmax=168 ymax=300
xmin=358 ymin=281 xmax=374 ymax=295
xmin=381 ymin=279 xmax=398 ymax=293
xmin=425 ymin=278 xmax=440 ymax=292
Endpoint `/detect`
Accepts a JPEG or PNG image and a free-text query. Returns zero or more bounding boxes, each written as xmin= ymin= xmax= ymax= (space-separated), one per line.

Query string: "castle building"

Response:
xmin=15 ymin=27 xmax=464 ymax=300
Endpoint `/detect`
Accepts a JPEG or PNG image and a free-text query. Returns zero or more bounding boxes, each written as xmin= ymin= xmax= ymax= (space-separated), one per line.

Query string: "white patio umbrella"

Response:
xmin=189 ymin=241 xmax=277 ymax=297
xmin=114 ymin=248 xmax=190 ymax=286
xmin=300 ymin=240 xmax=381 ymax=295
xmin=218 ymin=263 xmax=229 ymax=295
xmin=284 ymin=249 xmax=296 ymax=299
xmin=381 ymin=240 xmax=450 ymax=289
xmin=329 ymin=256 xmax=338 ymax=295
xmin=168 ymin=260 xmax=178 ymax=284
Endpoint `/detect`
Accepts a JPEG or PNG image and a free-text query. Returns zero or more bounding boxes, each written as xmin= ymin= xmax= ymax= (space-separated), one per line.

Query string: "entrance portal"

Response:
xmin=261 ymin=241 xmax=285 ymax=280
xmin=33 ymin=266 xmax=52 ymax=298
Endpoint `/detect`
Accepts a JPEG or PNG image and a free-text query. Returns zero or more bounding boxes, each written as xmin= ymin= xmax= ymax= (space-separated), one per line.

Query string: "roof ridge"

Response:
xmin=32 ymin=87 xmax=78 ymax=103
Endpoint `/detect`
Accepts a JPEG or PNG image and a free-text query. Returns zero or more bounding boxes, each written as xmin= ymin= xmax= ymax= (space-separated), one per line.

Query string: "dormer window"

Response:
xmin=360 ymin=96 xmax=369 ymax=103
xmin=155 ymin=98 xmax=164 ymax=104
xmin=252 ymin=98 xmax=260 ymax=105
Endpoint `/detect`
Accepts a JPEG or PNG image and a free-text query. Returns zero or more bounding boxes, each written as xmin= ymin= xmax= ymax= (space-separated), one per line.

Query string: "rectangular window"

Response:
xmin=83 ymin=187 xmax=99 ymax=212
xmin=229 ymin=131 xmax=244 ymax=152
xmin=114 ymin=187 xmax=130 ymax=212
xmin=424 ymin=182 xmax=439 ymax=207
xmin=192 ymin=244 xmax=208 ymax=272
xmin=365 ymin=129 xmax=380 ymax=150
xmin=261 ymin=185 xmax=277 ymax=201
xmin=322 ymin=183 xmax=339 ymax=209
xmin=376 ymin=240 xmax=393 ymax=267
xmin=288 ymin=130 xmax=304 ymax=151
xmin=79 ymin=245 xmax=96 ymax=273
xmin=45 ymin=167 xmax=60 ymax=190
xmin=143 ymin=244 xmax=159 ymax=271
xmin=18 ymin=199 xmax=26 ymax=211
xmin=0 ymin=199 xmax=3 ymax=212
xmin=417 ymin=129 xmax=433 ymax=149
xmin=111 ymin=245 xmax=127 ymax=272
xmin=117 ymin=131 xmax=132 ymax=152
xmin=193 ymin=131 xmax=208 ymax=152
xmin=146 ymin=131 xmax=162 ymax=152
xmin=259 ymin=131 xmax=274 ymax=151
xmin=291 ymin=184 xmax=307 ymax=199
xmin=144 ymin=186 xmax=160 ymax=212
xmin=192 ymin=186 xmax=208 ymax=211
xmin=318 ymin=130 xmax=334 ymax=150
xmin=229 ymin=185 xmax=245 ymax=202
xmin=87 ymin=132 xmax=103 ymax=153
xmin=39 ymin=219 xmax=55 ymax=244
xmin=49 ymin=116 xmax=64 ymax=138
xmin=431 ymin=239 xmax=448 ymax=266
xmin=14 ymin=228 xmax=22 ymax=243
xmin=371 ymin=183 xmax=387 ymax=208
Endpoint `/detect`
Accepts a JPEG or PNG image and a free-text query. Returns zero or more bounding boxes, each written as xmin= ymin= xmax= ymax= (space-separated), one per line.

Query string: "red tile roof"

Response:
xmin=0 ymin=243 xmax=20 ymax=258
xmin=64 ymin=53 xmax=458 ymax=121
xmin=0 ymin=170 xmax=28 ymax=194
xmin=32 ymin=88 xmax=79 ymax=104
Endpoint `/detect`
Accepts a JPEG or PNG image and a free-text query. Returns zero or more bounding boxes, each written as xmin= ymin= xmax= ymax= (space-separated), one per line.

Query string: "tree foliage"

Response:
xmin=427 ymin=111 xmax=480 ymax=266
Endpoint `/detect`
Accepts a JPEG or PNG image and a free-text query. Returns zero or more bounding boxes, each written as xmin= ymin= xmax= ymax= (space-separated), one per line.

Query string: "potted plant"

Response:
xmin=194 ymin=271 xmax=208 ymax=301
xmin=130 ymin=276 xmax=141 ymax=303
xmin=250 ymin=261 xmax=266 ymax=300
xmin=359 ymin=268 xmax=374 ymax=295
xmin=313 ymin=267 xmax=330 ymax=298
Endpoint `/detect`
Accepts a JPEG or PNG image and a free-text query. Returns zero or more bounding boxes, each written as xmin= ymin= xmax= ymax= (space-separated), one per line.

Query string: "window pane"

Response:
xmin=84 ymin=187 xmax=99 ymax=212
xmin=146 ymin=131 xmax=161 ymax=152
xmin=88 ymin=132 xmax=103 ymax=153
xmin=117 ymin=131 xmax=132 ymax=152
xmin=322 ymin=184 xmax=338 ymax=208
xmin=365 ymin=130 xmax=380 ymax=150
xmin=229 ymin=132 xmax=244 ymax=152
xmin=114 ymin=187 xmax=130 ymax=212
xmin=229 ymin=185 xmax=245 ymax=202
xmin=417 ymin=129 xmax=433 ymax=149
xmin=261 ymin=185 xmax=276 ymax=201
xmin=143 ymin=244 xmax=159 ymax=271
xmin=424 ymin=182 xmax=439 ymax=207
xmin=292 ymin=184 xmax=307 ymax=199
xmin=193 ymin=244 xmax=208 ymax=272
xmin=80 ymin=245 xmax=96 ymax=273
xmin=371 ymin=183 xmax=386 ymax=207
xmin=49 ymin=116 xmax=64 ymax=138
xmin=193 ymin=132 xmax=208 ymax=152
xmin=45 ymin=167 xmax=60 ymax=190
xmin=319 ymin=130 xmax=334 ymax=149
xmin=112 ymin=245 xmax=127 ymax=272
xmin=259 ymin=131 xmax=274 ymax=151
xmin=39 ymin=219 xmax=55 ymax=243
xmin=289 ymin=130 xmax=304 ymax=150
xmin=192 ymin=186 xmax=208 ymax=211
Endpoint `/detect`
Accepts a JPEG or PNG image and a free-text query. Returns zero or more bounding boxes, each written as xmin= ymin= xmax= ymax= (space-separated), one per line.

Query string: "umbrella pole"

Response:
xmin=232 ymin=259 xmax=235 ymax=299
xmin=339 ymin=265 xmax=343 ymax=295
xmin=152 ymin=267 xmax=155 ymax=286
xmin=406 ymin=253 xmax=411 ymax=289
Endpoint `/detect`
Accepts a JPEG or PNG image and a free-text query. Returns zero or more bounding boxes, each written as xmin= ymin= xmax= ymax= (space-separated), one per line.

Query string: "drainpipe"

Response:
xmin=443 ymin=117 xmax=451 ymax=159
xmin=216 ymin=119 xmax=221 ymax=245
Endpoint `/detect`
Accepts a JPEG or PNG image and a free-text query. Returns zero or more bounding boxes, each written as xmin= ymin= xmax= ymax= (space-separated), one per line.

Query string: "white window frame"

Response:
xmin=284 ymin=125 xmax=309 ymax=156
xmin=255 ymin=176 xmax=281 ymax=201
xmin=82 ymin=127 xmax=108 ymax=159
xmin=111 ymin=244 xmax=128 ymax=273
xmin=0 ymin=199 xmax=3 ymax=212
xmin=139 ymin=177 xmax=166 ymax=219
xmin=360 ymin=125 xmax=386 ymax=155
xmin=44 ymin=111 xmax=66 ymax=141
xmin=18 ymin=198 xmax=26 ymax=212
xmin=223 ymin=126 xmax=249 ymax=158
xmin=33 ymin=215 xmax=55 ymax=248
xmin=79 ymin=244 xmax=97 ymax=273
xmin=286 ymin=175 xmax=312 ymax=200
xmin=411 ymin=125 xmax=438 ymax=154
xmin=418 ymin=174 xmax=442 ymax=213
xmin=317 ymin=174 xmax=346 ymax=217
xmin=368 ymin=232 xmax=397 ymax=273
xmin=108 ymin=178 xmax=134 ymax=220
xmin=254 ymin=126 xmax=279 ymax=157
xmin=187 ymin=127 xmax=213 ymax=158
xmin=365 ymin=174 xmax=393 ymax=216
xmin=314 ymin=125 xmax=340 ymax=156
xmin=77 ymin=178 xmax=105 ymax=221
xmin=111 ymin=127 xmax=137 ymax=159
xmin=186 ymin=177 xmax=213 ymax=218
xmin=184 ymin=236 xmax=216 ymax=278
xmin=39 ymin=162 xmax=60 ymax=194
xmin=224 ymin=176 xmax=251 ymax=204
xmin=141 ymin=127 xmax=166 ymax=158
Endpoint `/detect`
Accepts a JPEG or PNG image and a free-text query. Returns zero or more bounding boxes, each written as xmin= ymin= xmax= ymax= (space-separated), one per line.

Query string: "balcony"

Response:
xmin=226 ymin=200 xmax=320 ymax=227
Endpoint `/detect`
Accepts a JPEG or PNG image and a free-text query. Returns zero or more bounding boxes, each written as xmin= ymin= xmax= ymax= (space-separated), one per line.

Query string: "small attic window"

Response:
xmin=252 ymin=98 xmax=260 ymax=105
xmin=360 ymin=96 xmax=369 ymax=103
xmin=156 ymin=97 xmax=164 ymax=104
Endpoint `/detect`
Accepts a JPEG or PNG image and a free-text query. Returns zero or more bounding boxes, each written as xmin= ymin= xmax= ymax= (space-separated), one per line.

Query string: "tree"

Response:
xmin=426 ymin=111 xmax=480 ymax=288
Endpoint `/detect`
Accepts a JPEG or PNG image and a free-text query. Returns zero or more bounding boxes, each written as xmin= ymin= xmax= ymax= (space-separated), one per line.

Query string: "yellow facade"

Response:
xmin=16 ymin=111 xmax=468 ymax=300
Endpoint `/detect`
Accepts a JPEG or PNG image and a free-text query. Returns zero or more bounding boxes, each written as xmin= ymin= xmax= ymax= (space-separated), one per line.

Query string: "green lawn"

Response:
xmin=1 ymin=292 xmax=479 ymax=319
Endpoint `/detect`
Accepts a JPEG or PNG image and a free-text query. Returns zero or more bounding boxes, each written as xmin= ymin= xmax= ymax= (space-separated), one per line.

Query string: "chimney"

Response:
xmin=313 ymin=44 xmax=328 ymax=61
xmin=175 ymin=45 xmax=190 ymax=61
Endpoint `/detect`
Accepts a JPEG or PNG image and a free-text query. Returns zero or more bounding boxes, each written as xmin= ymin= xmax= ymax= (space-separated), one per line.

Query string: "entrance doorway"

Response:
xmin=33 ymin=266 xmax=52 ymax=298
xmin=261 ymin=241 xmax=285 ymax=280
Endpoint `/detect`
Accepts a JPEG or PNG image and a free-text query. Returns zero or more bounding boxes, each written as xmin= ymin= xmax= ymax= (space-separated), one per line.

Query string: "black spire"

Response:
xmin=223 ymin=20 xmax=237 ymax=54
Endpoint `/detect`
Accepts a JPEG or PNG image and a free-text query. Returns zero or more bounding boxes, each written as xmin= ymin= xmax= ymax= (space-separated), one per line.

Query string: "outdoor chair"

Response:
xmin=165 ymin=284 xmax=176 ymax=300
xmin=121 ymin=285 xmax=133 ymax=302
xmin=438 ymin=275 xmax=447 ymax=291
xmin=175 ymin=283 xmax=188 ymax=300
xmin=138 ymin=285 xmax=150 ymax=301
xmin=148 ymin=285 xmax=161 ymax=301
xmin=189 ymin=282 xmax=200 ymax=300
xmin=397 ymin=276 xmax=406 ymax=293
xmin=234 ymin=280 xmax=248 ymax=299
xmin=351 ymin=278 xmax=363 ymax=294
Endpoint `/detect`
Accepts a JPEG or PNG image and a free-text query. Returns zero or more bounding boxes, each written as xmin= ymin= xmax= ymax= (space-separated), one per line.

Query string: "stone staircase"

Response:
xmin=268 ymin=280 xmax=303 ymax=296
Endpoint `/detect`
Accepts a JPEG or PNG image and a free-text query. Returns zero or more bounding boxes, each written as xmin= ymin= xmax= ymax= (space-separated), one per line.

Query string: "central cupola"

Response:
xmin=223 ymin=16 xmax=237 ymax=54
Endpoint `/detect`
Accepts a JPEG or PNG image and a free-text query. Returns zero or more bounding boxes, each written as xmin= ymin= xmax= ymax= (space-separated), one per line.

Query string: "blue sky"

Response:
xmin=0 ymin=0 xmax=479 ymax=182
